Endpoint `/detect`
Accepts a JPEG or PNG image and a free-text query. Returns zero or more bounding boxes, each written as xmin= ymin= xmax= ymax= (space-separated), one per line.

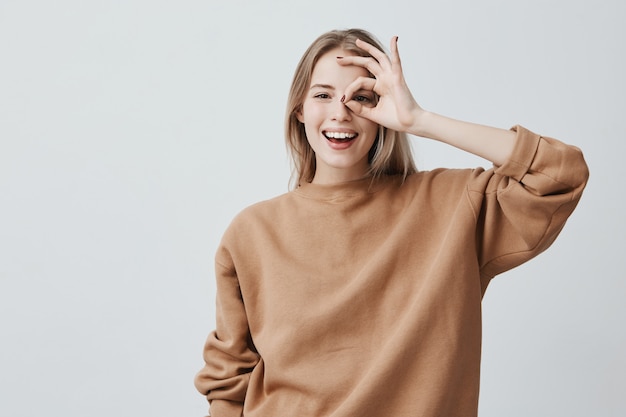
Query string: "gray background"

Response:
xmin=1 ymin=0 xmax=624 ymax=416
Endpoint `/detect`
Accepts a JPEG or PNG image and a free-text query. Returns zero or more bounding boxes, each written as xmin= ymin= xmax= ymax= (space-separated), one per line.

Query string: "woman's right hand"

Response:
xmin=338 ymin=36 xmax=425 ymax=134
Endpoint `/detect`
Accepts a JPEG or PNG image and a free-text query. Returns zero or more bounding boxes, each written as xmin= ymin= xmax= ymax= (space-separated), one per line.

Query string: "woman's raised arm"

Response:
xmin=339 ymin=37 xmax=517 ymax=166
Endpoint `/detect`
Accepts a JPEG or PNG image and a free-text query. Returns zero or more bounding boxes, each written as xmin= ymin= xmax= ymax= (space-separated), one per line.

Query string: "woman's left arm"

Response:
xmin=339 ymin=37 xmax=517 ymax=166
xmin=341 ymin=37 xmax=589 ymax=284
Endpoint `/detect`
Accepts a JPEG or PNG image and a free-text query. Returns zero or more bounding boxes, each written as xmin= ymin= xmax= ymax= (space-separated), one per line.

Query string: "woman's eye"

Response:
xmin=353 ymin=95 xmax=376 ymax=106
xmin=314 ymin=93 xmax=330 ymax=99
xmin=352 ymin=95 xmax=374 ymax=103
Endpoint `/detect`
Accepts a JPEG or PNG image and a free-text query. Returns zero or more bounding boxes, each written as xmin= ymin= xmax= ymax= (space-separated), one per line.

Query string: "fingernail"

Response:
xmin=340 ymin=95 xmax=346 ymax=103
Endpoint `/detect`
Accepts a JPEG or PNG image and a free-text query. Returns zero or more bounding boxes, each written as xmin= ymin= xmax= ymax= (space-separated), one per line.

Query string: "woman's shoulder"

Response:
xmin=403 ymin=166 xmax=484 ymax=188
xmin=227 ymin=191 xmax=294 ymax=227
xmin=230 ymin=168 xmax=485 ymax=224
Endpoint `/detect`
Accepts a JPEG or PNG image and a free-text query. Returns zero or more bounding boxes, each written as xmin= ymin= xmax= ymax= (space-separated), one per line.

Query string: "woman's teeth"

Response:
xmin=324 ymin=131 xmax=357 ymax=141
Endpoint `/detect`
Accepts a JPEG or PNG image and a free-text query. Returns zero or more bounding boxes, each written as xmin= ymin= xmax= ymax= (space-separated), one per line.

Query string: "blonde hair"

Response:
xmin=285 ymin=28 xmax=417 ymax=189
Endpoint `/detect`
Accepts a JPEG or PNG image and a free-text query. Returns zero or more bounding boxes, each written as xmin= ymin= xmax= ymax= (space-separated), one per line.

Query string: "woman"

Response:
xmin=195 ymin=28 xmax=588 ymax=417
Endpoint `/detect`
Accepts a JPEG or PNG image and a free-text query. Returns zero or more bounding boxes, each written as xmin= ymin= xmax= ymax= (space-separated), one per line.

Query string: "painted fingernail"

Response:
xmin=340 ymin=95 xmax=346 ymax=103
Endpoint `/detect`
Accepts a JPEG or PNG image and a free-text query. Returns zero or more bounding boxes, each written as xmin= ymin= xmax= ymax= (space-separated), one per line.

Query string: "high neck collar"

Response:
xmin=294 ymin=175 xmax=397 ymax=201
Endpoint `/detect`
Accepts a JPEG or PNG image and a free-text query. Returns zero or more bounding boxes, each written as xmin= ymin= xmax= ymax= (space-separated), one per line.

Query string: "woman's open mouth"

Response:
xmin=323 ymin=131 xmax=358 ymax=144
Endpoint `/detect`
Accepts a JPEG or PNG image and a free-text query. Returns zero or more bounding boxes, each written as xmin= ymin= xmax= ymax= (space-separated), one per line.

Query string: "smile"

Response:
xmin=323 ymin=130 xmax=358 ymax=143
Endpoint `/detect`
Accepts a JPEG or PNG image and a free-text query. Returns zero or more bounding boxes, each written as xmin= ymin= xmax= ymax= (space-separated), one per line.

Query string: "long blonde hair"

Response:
xmin=285 ymin=28 xmax=417 ymax=188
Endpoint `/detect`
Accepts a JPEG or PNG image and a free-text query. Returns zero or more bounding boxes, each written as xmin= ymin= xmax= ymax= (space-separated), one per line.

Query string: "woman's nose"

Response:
xmin=331 ymin=96 xmax=352 ymax=121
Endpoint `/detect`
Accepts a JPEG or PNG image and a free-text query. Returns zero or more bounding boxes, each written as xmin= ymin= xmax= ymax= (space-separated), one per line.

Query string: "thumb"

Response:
xmin=344 ymin=100 xmax=379 ymax=124
xmin=343 ymin=100 xmax=368 ymax=118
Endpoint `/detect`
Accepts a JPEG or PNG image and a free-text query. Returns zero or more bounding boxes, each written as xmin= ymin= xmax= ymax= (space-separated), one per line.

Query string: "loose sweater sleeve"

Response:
xmin=194 ymin=243 xmax=260 ymax=417
xmin=468 ymin=125 xmax=589 ymax=288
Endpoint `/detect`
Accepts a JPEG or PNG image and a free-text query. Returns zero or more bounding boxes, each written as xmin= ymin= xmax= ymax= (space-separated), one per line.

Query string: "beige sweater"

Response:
xmin=195 ymin=126 xmax=588 ymax=417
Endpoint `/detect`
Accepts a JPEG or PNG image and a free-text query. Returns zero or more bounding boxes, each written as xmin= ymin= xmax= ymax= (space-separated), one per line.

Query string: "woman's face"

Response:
xmin=297 ymin=48 xmax=379 ymax=184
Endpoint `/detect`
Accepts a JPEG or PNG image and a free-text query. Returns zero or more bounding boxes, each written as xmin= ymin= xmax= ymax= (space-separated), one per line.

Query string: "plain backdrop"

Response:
xmin=1 ymin=0 xmax=624 ymax=416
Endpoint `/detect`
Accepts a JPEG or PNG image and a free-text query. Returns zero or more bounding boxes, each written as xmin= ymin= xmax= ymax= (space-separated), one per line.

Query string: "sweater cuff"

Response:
xmin=493 ymin=125 xmax=541 ymax=182
xmin=209 ymin=399 xmax=243 ymax=417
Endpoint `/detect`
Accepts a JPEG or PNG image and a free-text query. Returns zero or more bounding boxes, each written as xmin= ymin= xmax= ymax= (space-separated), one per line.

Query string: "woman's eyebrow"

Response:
xmin=309 ymin=83 xmax=335 ymax=90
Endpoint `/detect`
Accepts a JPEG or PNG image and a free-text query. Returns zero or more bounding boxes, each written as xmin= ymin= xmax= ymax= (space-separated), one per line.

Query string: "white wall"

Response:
xmin=1 ymin=0 xmax=624 ymax=416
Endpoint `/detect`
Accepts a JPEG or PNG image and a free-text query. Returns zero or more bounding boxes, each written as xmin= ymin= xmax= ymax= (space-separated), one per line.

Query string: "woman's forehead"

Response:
xmin=310 ymin=48 xmax=371 ymax=83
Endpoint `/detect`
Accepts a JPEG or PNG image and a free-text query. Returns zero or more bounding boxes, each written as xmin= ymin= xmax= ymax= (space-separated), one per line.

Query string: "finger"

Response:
xmin=389 ymin=36 xmax=401 ymax=68
xmin=337 ymin=55 xmax=383 ymax=77
xmin=343 ymin=76 xmax=377 ymax=105
xmin=343 ymin=99 xmax=371 ymax=119
xmin=355 ymin=38 xmax=391 ymax=69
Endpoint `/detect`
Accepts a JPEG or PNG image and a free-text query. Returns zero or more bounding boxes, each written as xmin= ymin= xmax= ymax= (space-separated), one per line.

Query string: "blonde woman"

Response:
xmin=195 ymin=28 xmax=588 ymax=417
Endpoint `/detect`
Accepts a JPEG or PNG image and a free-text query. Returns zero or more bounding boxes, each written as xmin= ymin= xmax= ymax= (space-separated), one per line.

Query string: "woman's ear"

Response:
xmin=295 ymin=107 xmax=304 ymax=123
